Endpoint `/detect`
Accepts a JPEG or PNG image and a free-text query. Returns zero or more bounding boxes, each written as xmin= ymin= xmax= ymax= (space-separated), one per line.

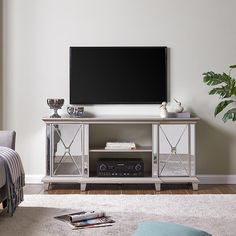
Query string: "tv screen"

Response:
xmin=70 ymin=46 xmax=167 ymax=104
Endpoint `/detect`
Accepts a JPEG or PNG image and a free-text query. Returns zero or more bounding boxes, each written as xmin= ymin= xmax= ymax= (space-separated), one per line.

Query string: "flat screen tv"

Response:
xmin=70 ymin=46 xmax=167 ymax=104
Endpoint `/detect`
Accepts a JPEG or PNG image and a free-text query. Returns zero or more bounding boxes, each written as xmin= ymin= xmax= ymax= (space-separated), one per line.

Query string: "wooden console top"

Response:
xmin=43 ymin=115 xmax=199 ymax=124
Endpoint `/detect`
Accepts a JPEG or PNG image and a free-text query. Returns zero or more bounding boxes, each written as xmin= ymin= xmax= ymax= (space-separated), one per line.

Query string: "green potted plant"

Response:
xmin=203 ymin=64 xmax=236 ymax=122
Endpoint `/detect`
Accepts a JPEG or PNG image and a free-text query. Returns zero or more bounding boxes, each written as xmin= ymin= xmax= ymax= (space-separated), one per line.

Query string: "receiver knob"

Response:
xmin=99 ymin=164 xmax=107 ymax=171
xmin=135 ymin=164 xmax=142 ymax=171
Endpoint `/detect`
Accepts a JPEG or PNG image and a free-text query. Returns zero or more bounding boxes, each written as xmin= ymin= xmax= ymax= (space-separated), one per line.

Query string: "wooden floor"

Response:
xmin=24 ymin=183 xmax=236 ymax=195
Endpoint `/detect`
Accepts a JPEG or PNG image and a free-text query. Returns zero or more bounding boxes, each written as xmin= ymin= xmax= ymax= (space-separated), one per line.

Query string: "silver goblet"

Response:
xmin=47 ymin=98 xmax=64 ymax=118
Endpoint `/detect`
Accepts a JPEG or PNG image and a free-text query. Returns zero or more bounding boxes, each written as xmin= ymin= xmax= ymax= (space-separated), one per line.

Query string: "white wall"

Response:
xmin=2 ymin=0 xmax=236 ymax=176
xmin=0 ymin=0 xmax=3 ymax=129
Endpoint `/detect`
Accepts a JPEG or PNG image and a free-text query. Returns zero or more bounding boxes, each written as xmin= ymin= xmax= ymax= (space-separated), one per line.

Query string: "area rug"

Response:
xmin=0 ymin=194 xmax=236 ymax=236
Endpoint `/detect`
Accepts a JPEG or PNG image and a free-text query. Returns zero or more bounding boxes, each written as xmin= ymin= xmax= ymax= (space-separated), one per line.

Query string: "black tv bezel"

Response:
xmin=69 ymin=46 xmax=168 ymax=105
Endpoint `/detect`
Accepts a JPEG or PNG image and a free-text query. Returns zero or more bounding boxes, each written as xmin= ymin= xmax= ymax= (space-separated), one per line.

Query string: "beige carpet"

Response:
xmin=0 ymin=194 xmax=236 ymax=236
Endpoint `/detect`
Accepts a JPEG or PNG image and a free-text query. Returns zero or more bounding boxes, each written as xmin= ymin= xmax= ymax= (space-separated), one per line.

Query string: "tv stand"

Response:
xmin=42 ymin=116 xmax=199 ymax=191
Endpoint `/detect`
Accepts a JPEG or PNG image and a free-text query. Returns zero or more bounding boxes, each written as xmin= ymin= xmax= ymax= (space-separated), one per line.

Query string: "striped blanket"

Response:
xmin=0 ymin=147 xmax=25 ymax=215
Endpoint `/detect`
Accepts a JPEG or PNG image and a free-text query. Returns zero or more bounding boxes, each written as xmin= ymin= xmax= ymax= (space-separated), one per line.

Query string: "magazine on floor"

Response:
xmin=70 ymin=211 xmax=106 ymax=222
xmin=54 ymin=211 xmax=87 ymax=223
xmin=54 ymin=211 xmax=115 ymax=229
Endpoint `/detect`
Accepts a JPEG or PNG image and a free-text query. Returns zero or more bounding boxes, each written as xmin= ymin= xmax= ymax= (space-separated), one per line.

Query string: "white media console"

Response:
xmin=42 ymin=116 xmax=199 ymax=191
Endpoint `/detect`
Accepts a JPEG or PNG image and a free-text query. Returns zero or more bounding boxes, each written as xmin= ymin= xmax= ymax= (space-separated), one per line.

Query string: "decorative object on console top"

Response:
xmin=168 ymin=99 xmax=190 ymax=118
xmin=167 ymin=111 xmax=191 ymax=118
xmin=174 ymin=98 xmax=184 ymax=113
xmin=47 ymin=98 xmax=64 ymax=118
xmin=160 ymin=101 xmax=168 ymax=118
xmin=67 ymin=106 xmax=84 ymax=117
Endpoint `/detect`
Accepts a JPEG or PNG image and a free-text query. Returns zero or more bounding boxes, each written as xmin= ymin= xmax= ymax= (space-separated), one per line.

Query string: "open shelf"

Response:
xmin=89 ymin=152 xmax=152 ymax=178
xmin=89 ymin=146 xmax=152 ymax=153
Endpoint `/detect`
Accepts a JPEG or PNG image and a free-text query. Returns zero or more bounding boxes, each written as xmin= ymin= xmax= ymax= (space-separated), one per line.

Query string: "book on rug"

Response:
xmin=54 ymin=211 xmax=115 ymax=230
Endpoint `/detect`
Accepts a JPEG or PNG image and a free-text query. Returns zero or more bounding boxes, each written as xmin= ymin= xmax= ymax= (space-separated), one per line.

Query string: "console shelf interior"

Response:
xmin=89 ymin=147 xmax=152 ymax=152
xmin=89 ymin=124 xmax=152 ymax=150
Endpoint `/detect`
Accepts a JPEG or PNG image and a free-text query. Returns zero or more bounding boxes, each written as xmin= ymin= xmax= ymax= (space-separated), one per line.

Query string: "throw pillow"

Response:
xmin=133 ymin=221 xmax=212 ymax=236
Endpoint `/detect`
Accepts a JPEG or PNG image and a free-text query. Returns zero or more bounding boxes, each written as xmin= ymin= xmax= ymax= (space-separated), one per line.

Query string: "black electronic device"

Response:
xmin=70 ymin=46 xmax=167 ymax=105
xmin=97 ymin=158 xmax=144 ymax=177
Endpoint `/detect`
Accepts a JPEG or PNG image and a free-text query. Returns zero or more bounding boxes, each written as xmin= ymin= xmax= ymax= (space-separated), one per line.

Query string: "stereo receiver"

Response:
xmin=97 ymin=158 xmax=144 ymax=177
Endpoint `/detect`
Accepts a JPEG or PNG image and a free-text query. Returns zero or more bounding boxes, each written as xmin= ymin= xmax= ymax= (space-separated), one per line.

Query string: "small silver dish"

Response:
xmin=67 ymin=106 xmax=84 ymax=117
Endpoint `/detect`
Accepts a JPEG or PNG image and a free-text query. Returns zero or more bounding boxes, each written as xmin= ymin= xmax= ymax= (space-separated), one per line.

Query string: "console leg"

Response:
xmin=44 ymin=183 xmax=50 ymax=191
xmin=155 ymin=183 xmax=161 ymax=191
xmin=81 ymin=183 xmax=86 ymax=191
xmin=192 ymin=183 xmax=198 ymax=191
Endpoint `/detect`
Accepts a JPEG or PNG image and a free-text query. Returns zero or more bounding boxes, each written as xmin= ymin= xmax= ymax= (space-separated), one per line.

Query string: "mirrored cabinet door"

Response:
xmin=158 ymin=124 xmax=196 ymax=177
xmin=46 ymin=123 xmax=83 ymax=176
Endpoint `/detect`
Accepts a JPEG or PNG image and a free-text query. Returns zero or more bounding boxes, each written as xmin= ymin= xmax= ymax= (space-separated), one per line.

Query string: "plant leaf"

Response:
xmin=214 ymin=100 xmax=234 ymax=116
xmin=208 ymin=87 xmax=230 ymax=98
xmin=229 ymin=65 xmax=236 ymax=68
xmin=203 ymin=72 xmax=225 ymax=86
xmin=204 ymin=71 xmax=236 ymax=98
xmin=222 ymin=108 xmax=236 ymax=122
xmin=203 ymin=71 xmax=235 ymax=87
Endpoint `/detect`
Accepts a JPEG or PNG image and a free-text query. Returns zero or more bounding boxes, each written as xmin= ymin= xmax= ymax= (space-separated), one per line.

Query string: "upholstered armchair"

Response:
xmin=0 ymin=131 xmax=16 ymax=204
xmin=0 ymin=130 xmax=24 ymax=215
xmin=0 ymin=130 xmax=16 ymax=150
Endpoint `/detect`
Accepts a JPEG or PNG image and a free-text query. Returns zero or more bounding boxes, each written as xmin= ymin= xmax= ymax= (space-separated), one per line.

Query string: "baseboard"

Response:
xmin=25 ymin=175 xmax=44 ymax=184
xmin=25 ymin=174 xmax=236 ymax=184
xmin=197 ymin=175 xmax=236 ymax=184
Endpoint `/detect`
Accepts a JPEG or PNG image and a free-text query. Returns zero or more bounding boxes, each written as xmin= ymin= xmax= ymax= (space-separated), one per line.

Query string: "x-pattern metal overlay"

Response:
xmin=53 ymin=125 xmax=82 ymax=175
xmin=159 ymin=125 xmax=189 ymax=176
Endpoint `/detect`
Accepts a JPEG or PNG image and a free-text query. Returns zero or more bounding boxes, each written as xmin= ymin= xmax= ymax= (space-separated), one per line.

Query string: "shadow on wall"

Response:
xmin=0 ymin=0 xmax=3 ymax=129
xmin=196 ymin=119 xmax=231 ymax=175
